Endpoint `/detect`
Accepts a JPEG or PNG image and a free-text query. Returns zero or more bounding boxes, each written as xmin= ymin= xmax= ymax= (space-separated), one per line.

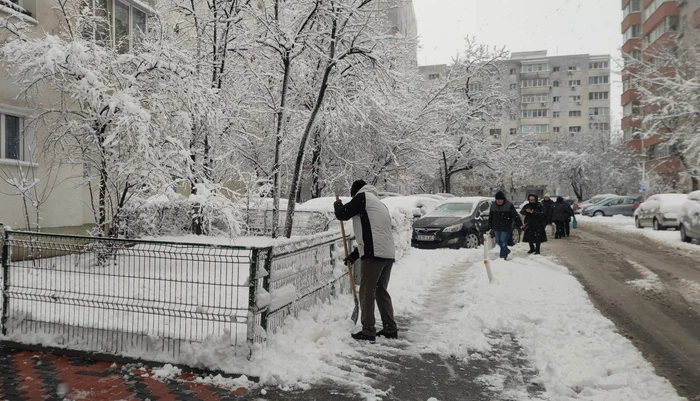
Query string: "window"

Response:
xmin=629 ymin=50 xmax=642 ymax=61
xmin=521 ymin=63 xmax=549 ymax=73
xmin=521 ymin=124 xmax=549 ymax=133
xmin=509 ymin=128 xmax=517 ymax=135
xmin=510 ymin=83 xmax=517 ymax=89
xmin=623 ymin=77 xmax=639 ymax=92
xmin=489 ymin=129 xmax=502 ymax=136
xmin=553 ymin=112 xmax=560 ymax=118
xmin=510 ymin=68 xmax=516 ymax=75
xmin=428 ymin=74 xmax=440 ymax=80
xmin=567 ymin=66 xmax=580 ymax=71
xmin=623 ymin=0 xmax=641 ymax=17
xmin=569 ymin=126 xmax=582 ymax=133
xmin=553 ymin=96 xmax=560 ymax=102
xmin=643 ymin=16 xmax=679 ymax=46
xmin=589 ymin=61 xmax=609 ymax=69
xmin=84 ymin=0 xmax=149 ymax=53
xmin=589 ymin=107 xmax=610 ymax=116
xmin=553 ymin=66 xmax=560 ymax=72
xmin=569 ymin=110 xmax=582 ymax=117
xmin=589 ymin=122 xmax=611 ymax=131
xmin=521 ymin=78 xmax=549 ymax=88
xmin=1 ymin=114 xmax=24 ymax=161
xmin=623 ymin=25 xmax=642 ymax=42
xmin=468 ymin=83 xmax=482 ymax=92
xmin=522 ymin=109 xmax=548 ymax=118
xmin=589 ymin=91 xmax=609 ymax=100
xmin=569 ymin=95 xmax=581 ymax=102
xmin=553 ymin=127 xmax=561 ymax=133
xmin=569 ymin=80 xmax=581 ymax=86
xmin=521 ymin=93 xmax=548 ymax=103
xmin=647 ymin=143 xmax=671 ymax=160
xmin=624 ymin=102 xmax=642 ymax=116
xmin=644 ymin=0 xmax=672 ymax=20
xmin=589 ymin=76 xmax=609 ymax=85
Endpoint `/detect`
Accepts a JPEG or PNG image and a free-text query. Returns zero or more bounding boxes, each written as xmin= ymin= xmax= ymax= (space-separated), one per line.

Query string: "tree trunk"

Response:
xmin=310 ymin=128 xmax=322 ymax=199
xmin=571 ymin=182 xmax=584 ymax=202
xmin=283 ymin=19 xmax=338 ymax=238
xmin=272 ymin=56 xmax=292 ymax=238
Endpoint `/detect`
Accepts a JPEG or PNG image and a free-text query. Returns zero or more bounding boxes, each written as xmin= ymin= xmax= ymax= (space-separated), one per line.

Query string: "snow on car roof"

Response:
xmin=443 ymin=196 xmax=491 ymax=204
xmin=298 ymin=197 xmax=352 ymax=212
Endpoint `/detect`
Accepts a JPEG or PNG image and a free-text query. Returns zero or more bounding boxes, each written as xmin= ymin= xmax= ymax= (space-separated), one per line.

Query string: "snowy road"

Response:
xmin=548 ymin=222 xmax=700 ymax=401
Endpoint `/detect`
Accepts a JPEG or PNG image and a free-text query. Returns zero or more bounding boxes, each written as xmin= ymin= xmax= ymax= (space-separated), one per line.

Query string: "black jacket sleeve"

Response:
xmin=533 ymin=205 xmax=546 ymax=218
xmin=334 ymin=193 xmax=366 ymax=221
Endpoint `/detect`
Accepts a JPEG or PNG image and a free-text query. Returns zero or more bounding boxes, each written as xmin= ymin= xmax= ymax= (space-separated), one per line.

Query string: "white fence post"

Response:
xmin=483 ymin=233 xmax=493 ymax=284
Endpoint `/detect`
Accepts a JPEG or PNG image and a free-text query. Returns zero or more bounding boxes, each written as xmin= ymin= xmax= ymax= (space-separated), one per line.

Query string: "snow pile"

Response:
xmin=411 ymin=253 xmax=684 ymax=401
xmin=580 ymin=215 xmax=699 ymax=254
xmin=626 ymin=260 xmax=663 ymax=292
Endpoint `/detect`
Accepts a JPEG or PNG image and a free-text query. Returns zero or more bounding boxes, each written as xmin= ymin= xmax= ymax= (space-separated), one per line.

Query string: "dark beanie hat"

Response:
xmin=350 ymin=180 xmax=367 ymax=197
xmin=495 ymin=191 xmax=506 ymax=200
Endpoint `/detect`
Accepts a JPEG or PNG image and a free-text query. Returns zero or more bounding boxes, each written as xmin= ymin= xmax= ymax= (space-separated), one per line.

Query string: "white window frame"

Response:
xmin=589 ymin=91 xmax=609 ymax=100
xmin=589 ymin=75 xmax=609 ymax=85
xmin=567 ymin=66 xmax=581 ymax=71
xmin=0 ymin=112 xmax=25 ymax=162
xmin=553 ymin=111 xmax=560 ymax=118
xmin=87 ymin=0 xmax=149 ymax=52
xmin=520 ymin=63 xmax=549 ymax=73
xmin=569 ymin=126 xmax=582 ymax=133
xmin=589 ymin=61 xmax=609 ymax=69
xmin=521 ymin=93 xmax=548 ymax=103
xmin=569 ymin=110 xmax=582 ymax=117
xmin=521 ymin=78 xmax=550 ymax=88
xmin=569 ymin=95 xmax=581 ymax=102
xmin=521 ymin=124 xmax=549 ymax=134
xmin=589 ymin=107 xmax=610 ymax=116
xmin=521 ymin=109 xmax=548 ymax=118
xmin=553 ymin=126 xmax=561 ymax=133
xmin=568 ymin=80 xmax=581 ymax=87
xmin=624 ymin=24 xmax=642 ymax=42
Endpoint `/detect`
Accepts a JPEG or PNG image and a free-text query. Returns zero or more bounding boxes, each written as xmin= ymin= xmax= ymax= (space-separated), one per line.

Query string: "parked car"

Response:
xmin=382 ymin=196 xmax=441 ymax=220
xmin=412 ymin=194 xmax=448 ymax=201
xmin=634 ymin=193 xmax=689 ymax=230
xmin=574 ymin=194 xmax=619 ymax=214
xmin=411 ymin=197 xmax=517 ymax=249
xmin=435 ymin=193 xmax=456 ymax=198
xmin=582 ymin=196 xmax=638 ymax=217
xmin=679 ymin=191 xmax=700 ymax=243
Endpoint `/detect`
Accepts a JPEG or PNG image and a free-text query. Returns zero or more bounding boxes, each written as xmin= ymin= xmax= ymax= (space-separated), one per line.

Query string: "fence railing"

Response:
xmin=0 ymin=229 xmax=353 ymax=365
xmin=242 ymin=209 xmax=333 ymax=237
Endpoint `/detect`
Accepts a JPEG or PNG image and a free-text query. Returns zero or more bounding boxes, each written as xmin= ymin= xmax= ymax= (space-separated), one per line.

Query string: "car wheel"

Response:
xmin=680 ymin=225 xmax=692 ymax=243
xmin=593 ymin=211 xmax=604 ymax=217
xmin=465 ymin=232 xmax=480 ymax=249
xmin=635 ymin=217 xmax=643 ymax=229
xmin=653 ymin=218 xmax=664 ymax=231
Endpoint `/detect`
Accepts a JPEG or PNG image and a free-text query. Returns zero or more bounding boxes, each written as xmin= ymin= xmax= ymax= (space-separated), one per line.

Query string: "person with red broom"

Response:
xmin=334 ymin=180 xmax=397 ymax=342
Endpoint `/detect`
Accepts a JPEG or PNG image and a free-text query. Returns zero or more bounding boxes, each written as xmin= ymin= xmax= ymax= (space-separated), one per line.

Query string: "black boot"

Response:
xmin=351 ymin=332 xmax=376 ymax=342
xmin=377 ymin=329 xmax=398 ymax=339
xmin=535 ymin=243 xmax=541 ymax=255
xmin=528 ymin=243 xmax=536 ymax=254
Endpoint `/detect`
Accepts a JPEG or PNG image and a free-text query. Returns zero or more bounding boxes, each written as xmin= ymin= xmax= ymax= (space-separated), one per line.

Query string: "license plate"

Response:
xmin=417 ymin=235 xmax=435 ymax=241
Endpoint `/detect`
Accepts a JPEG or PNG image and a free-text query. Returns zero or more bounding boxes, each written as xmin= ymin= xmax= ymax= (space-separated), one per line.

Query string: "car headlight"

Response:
xmin=443 ymin=224 xmax=463 ymax=233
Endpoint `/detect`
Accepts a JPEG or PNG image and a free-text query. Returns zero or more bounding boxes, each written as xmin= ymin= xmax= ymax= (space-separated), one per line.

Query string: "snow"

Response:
xmin=656 ymin=194 xmax=689 ymax=214
xmin=297 ymin=197 xmax=351 ymax=212
xmin=579 ymin=215 xmax=700 ymax=254
xmin=625 ymin=260 xmax=663 ymax=292
xmin=381 ymin=196 xmax=440 ymax=217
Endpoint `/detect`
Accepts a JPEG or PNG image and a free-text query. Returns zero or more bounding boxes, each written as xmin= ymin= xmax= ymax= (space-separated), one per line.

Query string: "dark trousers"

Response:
xmin=528 ymin=241 xmax=541 ymax=253
xmin=555 ymin=221 xmax=567 ymax=238
xmin=360 ymin=258 xmax=397 ymax=336
xmin=565 ymin=221 xmax=571 ymax=237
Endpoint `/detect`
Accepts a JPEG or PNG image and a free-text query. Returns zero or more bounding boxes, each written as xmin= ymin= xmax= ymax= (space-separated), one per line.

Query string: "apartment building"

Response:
xmin=0 ymin=0 xmax=154 ymax=231
xmin=621 ymin=0 xmax=697 ymax=191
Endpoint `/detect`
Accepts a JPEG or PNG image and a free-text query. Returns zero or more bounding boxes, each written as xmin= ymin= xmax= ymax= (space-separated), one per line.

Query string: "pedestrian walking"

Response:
xmin=488 ymin=191 xmax=522 ymax=260
xmin=334 ymin=180 xmax=397 ymax=342
xmin=541 ymin=194 xmax=555 ymax=236
xmin=520 ymin=194 xmax=547 ymax=255
xmin=551 ymin=196 xmax=575 ymax=239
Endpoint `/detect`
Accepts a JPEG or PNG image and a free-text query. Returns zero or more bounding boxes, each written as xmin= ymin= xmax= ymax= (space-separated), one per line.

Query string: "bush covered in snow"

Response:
xmin=121 ymin=185 xmax=242 ymax=239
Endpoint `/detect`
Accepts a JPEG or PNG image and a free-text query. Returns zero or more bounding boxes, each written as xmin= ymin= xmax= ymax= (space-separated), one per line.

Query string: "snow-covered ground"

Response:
xmin=578 ymin=215 xmax=700 ymax=254
xmin=174 ymin=246 xmax=684 ymax=401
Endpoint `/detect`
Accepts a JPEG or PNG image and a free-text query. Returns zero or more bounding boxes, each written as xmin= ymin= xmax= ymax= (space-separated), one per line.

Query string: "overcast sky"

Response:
xmin=412 ymin=0 xmax=623 ymax=130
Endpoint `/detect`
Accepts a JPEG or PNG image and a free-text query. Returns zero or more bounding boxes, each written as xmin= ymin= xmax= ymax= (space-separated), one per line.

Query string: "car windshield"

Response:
xmin=428 ymin=202 xmax=475 ymax=217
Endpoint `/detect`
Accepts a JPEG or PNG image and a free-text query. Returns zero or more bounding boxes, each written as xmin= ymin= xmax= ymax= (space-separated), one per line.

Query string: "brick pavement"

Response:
xmin=0 ymin=346 xmax=249 ymax=401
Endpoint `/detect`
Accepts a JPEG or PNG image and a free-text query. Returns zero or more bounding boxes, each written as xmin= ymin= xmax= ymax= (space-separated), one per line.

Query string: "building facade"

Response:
xmin=621 ymin=0 xmax=698 ymax=192
xmin=418 ymin=51 xmax=611 ymax=199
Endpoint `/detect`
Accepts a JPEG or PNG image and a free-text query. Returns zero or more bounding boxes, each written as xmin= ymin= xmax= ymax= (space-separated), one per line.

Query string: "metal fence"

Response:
xmin=0 ymin=229 xmax=352 ymax=364
xmin=243 ymin=209 xmax=333 ymax=236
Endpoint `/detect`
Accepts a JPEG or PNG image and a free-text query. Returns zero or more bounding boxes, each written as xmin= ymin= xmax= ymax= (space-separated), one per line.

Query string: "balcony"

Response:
xmin=622 ymin=115 xmax=642 ymax=129
xmin=622 ymin=88 xmax=640 ymax=105
xmin=622 ymin=38 xmax=642 ymax=54
xmin=622 ymin=12 xmax=642 ymax=33
xmin=643 ymin=2 xmax=679 ymax=34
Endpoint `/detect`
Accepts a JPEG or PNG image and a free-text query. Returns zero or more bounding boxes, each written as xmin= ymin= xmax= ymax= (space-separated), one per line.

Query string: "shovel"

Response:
xmin=336 ymin=193 xmax=360 ymax=325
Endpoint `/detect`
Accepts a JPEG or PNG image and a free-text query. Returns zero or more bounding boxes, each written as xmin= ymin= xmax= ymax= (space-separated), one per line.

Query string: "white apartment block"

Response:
xmin=419 ymin=51 xmax=612 ymax=147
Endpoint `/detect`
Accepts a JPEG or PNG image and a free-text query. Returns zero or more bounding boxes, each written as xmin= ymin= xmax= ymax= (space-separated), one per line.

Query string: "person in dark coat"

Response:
xmin=520 ymin=194 xmax=546 ymax=255
xmin=541 ymin=194 xmax=555 ymax=235
xmin=488 ymin=191 xmax=522 ymax=260
xmin=551 ymin=196 xmax=575 ymax=239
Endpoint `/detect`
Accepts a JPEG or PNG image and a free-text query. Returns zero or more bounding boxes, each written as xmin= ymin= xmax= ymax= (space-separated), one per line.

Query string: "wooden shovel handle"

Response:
xmin=336 ymin=193 xmax=359 ymax=301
